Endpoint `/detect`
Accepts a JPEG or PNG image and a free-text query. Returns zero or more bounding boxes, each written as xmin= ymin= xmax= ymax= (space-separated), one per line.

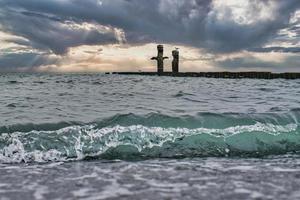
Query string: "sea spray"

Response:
xmin=0 ymin=113 xmax=299 ymax=163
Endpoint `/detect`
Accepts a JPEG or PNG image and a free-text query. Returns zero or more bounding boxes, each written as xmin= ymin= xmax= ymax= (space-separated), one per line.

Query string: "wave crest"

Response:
xmin=0 ymin=120 xmax=299 ymax=163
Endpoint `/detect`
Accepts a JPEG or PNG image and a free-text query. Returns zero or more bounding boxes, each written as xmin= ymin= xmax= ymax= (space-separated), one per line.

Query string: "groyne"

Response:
xmin=111 ymin=72 xmax=300 ymax=79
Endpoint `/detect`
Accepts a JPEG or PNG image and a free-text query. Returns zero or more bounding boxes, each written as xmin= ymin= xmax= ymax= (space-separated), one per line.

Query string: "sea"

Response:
xmin=0 ymin=73 xmax=300 ymax=200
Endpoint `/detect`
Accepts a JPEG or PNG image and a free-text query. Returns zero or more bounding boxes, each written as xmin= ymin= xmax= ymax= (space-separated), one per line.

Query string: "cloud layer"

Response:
xmin=0 ymin=0 xmax=299 ymax=72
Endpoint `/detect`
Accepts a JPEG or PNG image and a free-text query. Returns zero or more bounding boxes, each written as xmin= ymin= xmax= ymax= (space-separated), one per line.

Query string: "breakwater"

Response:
xmin=112 ymin=72 xmax=300 ymax=79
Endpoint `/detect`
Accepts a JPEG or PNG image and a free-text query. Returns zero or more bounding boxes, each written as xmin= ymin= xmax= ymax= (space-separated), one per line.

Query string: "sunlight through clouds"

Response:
xmin=0 ymin=0 xmax=299 ymax=72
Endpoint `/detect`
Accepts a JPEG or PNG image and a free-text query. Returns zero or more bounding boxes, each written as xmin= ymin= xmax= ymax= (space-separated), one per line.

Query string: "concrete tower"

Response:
xmin=151 ymin=45 xmax=168 ymax=75
xmin=172 ymin=49 xmax=179 ymax=73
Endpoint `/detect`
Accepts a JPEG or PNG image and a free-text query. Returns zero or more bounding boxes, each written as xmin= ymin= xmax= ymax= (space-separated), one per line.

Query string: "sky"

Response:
xmin=0 ymin=0 xmax=299 ymax=72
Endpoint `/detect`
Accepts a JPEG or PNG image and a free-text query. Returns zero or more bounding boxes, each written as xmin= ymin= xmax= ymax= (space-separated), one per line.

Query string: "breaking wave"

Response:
xmin=0 ymin=111 xmax=300 ymax=163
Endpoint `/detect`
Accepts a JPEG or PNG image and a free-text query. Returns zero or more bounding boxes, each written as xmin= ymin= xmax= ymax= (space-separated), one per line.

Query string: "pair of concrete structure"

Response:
xmin=112 ymin=44 xmax=300 ymax=79
xmin=151 ymin=45 xmax=179 ymax=75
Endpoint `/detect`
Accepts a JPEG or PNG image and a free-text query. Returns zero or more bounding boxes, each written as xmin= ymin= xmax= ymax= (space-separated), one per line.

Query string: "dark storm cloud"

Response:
xmin=216 ymin=55 xmax=300 ymax=72
xmin=1 ymin=0 xmax=299 ymax=53
xmin=0 ymin=0 xmax=299 ymax=71
xmin=0 ymin=7 xmax=118 ymax=54
xmin=0 ymin=52 xmax=58 ymax=71
xmin=204 ymin=0 xmax=300 ymax=52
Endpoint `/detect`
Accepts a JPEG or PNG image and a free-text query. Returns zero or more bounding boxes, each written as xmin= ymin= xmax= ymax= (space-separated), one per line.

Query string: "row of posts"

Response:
xmin=151 ymin=45 xmax=179 ymax=75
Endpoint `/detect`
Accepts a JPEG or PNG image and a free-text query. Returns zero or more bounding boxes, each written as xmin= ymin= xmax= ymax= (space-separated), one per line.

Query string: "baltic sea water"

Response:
xmin=1 ymin=73 xmax=300 ymax=199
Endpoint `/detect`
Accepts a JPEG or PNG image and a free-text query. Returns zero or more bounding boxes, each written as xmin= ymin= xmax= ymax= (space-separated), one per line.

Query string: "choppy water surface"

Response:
xmin=1 ymin=73 xmax=300 ymax=199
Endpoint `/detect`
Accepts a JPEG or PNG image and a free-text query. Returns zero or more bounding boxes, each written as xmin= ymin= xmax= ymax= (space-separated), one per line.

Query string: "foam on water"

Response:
xmin=0 ymin=113 xmax=299 ymax=163
xmin=1 ymin=74 xmax=300 ymax=199
xmin=1 ymin=74 xmax=300 ymax=164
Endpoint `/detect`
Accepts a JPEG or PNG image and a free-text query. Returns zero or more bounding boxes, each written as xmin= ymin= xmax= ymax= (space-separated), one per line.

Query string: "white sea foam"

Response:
xmin=0 ymin=122 xmax=298 ymax=163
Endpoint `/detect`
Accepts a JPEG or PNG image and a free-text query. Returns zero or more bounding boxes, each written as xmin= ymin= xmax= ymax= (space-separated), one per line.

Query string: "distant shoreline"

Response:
xmin=111 ymin=72 xmax=300 ymax=79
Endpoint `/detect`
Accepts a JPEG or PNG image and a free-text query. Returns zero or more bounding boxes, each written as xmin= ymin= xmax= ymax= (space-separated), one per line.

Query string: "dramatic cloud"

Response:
xmin=203 ymin=0 xmax=300 ymax=52
xmin=0 ymin=52 xmax=58 ymax=71
xmin=0 ymin=0 xmax=299 ymax=72
xmin=216 ymin=53 xmax=300 ymax=72
xmin=0 ymin=9 xmax=119 ymax=54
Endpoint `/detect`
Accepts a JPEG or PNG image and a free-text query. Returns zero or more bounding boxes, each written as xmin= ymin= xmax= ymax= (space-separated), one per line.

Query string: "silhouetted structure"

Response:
xmin=112 ymin=44 xmax=300 ymax=79
xmin=151 ymin=45 xmax=168 ymax=75
xmin=172 ymin=49 xmax=179 ymax=73
xmin=112 ymin=72 xmax=300 ymax=79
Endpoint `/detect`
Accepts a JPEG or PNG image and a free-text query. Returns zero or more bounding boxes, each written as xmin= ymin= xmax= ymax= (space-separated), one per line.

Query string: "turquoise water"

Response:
xmin=1 ymin=73 xmax=300 ymax=199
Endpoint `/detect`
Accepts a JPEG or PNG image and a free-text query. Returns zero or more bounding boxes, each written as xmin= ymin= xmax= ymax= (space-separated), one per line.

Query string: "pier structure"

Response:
xmin=151 ymin=45 xmax=168 ymax=75
xmin=110 ymin=45 xmax=300 ymax=79
xmin=172 ymin=49 xmax=179 ymax=73
xmin=112 ymin=71 xmax=300 ymax=79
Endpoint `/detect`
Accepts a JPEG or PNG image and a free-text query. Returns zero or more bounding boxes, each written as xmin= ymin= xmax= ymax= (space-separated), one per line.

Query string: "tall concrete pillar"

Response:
xmin=172 ymin=49 xmax=179 ymax=73
xmin=151 ymin=45 xmax=168 ymax=75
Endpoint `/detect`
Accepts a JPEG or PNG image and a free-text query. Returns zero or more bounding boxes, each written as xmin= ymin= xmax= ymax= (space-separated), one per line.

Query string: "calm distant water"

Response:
xmin=1 ymin=73 xmax=300 ymax=199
